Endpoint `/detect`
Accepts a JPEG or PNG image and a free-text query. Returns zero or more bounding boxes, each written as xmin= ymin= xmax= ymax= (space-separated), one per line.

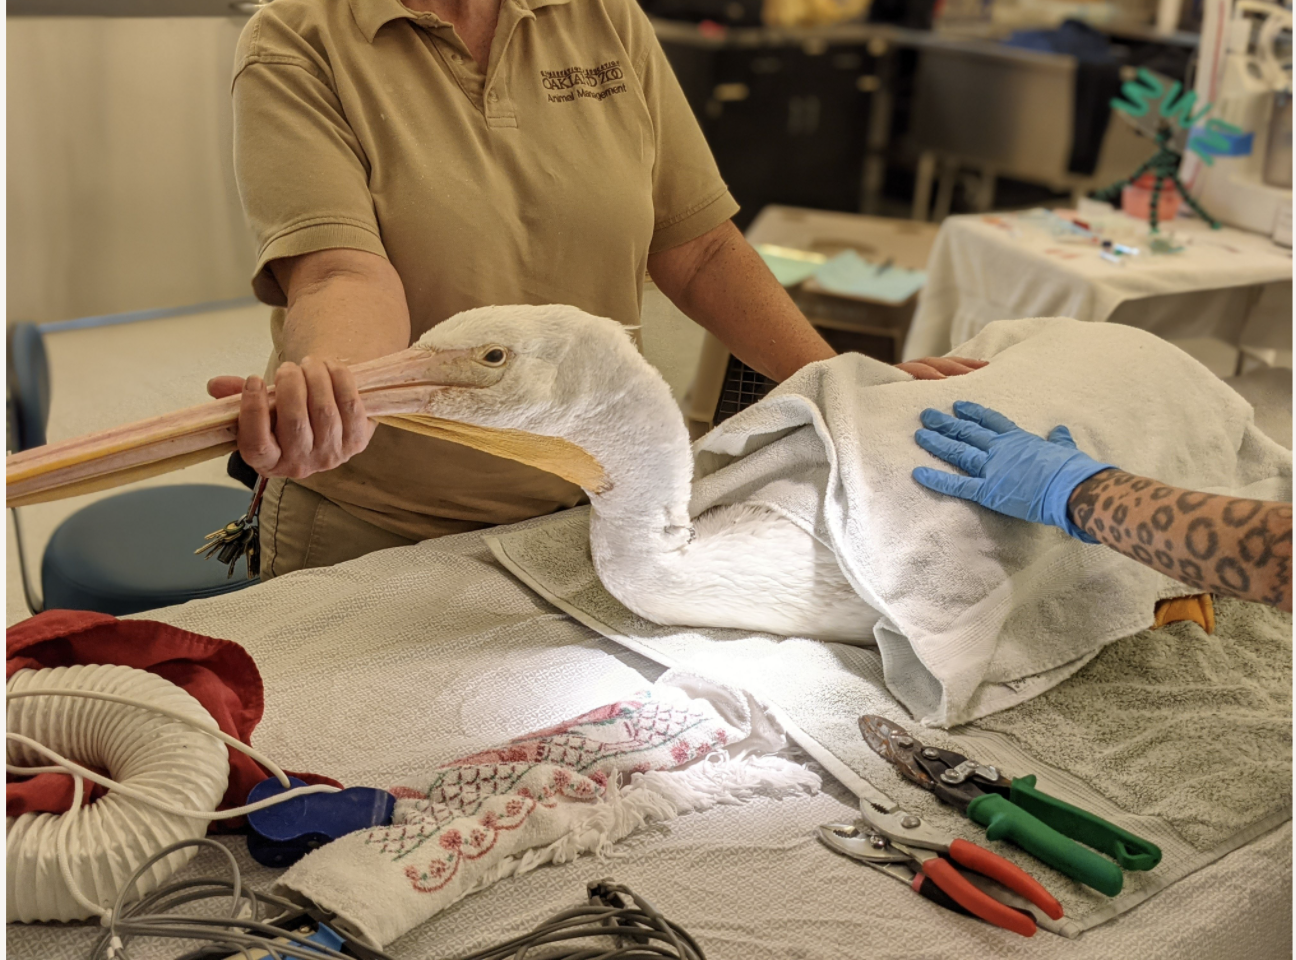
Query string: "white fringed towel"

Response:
xmin=274 ymin=672 xmax=818 ymax=947
xmin=687 ymin=317 xmax=1292 ymax=726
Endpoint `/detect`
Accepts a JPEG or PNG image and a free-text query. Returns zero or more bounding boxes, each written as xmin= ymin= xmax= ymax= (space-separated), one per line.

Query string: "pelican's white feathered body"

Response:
xmin=418 ymin=305 xmax=880 ymax=644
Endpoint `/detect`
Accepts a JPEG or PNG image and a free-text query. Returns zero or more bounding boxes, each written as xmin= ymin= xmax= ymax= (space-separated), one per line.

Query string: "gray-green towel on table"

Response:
xmin=488 ymin=509 xmax=1292 ymax=937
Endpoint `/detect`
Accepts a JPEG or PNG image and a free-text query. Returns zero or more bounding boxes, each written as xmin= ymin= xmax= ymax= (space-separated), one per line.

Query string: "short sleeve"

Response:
xmin=630 ymin=10 xmax=740 ymax=253
xmin=232 ymin=13 xmax=388 ymax=306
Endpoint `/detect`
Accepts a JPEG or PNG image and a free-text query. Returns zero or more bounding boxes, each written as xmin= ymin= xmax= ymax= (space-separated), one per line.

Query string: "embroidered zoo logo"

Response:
xmin=542 ymin=60 xmax=627 ymax=103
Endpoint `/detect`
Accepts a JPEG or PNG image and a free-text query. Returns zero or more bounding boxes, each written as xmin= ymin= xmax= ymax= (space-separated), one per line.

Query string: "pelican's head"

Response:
xmin=385 ymin=304 xmax=687 ymax=497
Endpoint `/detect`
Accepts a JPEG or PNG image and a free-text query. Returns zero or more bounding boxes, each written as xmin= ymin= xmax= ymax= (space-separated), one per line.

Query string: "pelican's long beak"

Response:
xmin=375 ymin=414 xmax=610 ymax=496
xmin=5 ymin=346 xmax=501 ymax=507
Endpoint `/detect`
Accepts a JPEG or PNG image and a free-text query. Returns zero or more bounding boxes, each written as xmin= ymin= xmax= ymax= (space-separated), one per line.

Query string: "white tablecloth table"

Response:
xmin=904 ymin=208 xmax=1293 ymax=361
xmin=6 ymin=511 xmax=1292 ymax=960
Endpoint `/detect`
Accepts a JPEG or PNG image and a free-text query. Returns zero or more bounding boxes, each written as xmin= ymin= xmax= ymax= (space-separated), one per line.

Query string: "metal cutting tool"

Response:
xmin=859 ymin=715 xmax=1162 ymax=897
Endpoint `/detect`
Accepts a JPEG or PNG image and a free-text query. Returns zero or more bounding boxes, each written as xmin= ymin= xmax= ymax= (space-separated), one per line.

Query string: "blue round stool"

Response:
xmin=9 ymin=322 xmax=260 ymax=617
xmin=41 ymin=485 xmax=259 ymax=617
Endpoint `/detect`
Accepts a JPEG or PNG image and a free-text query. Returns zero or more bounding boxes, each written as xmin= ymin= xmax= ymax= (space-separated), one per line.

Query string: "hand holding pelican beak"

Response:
xmin=205 ymin=357 xmax=376 ymax=481
xmin=5 ymin=343 xmax=513 ymax=508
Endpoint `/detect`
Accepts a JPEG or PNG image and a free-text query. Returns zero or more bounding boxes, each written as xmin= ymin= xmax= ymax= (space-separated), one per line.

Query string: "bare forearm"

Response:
xmin=208 ymin=248 xmax=409 ymax=478
xmin=1068 ymin=470 xmax=1293 ymax=612
xmin=648 ymin=221 xmax=835 ymax=382
xmin=272 ymin=249 xmax=411 ymax=366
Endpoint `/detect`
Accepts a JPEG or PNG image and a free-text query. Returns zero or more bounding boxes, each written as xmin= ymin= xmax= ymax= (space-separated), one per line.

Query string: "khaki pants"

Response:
xmin=258 ymin=478 xmax=417 ymax=580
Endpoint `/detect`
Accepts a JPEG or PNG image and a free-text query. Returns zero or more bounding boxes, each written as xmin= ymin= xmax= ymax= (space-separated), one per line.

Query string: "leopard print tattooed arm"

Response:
xmin=1068 ymin=470 xmax=1292 ymax=613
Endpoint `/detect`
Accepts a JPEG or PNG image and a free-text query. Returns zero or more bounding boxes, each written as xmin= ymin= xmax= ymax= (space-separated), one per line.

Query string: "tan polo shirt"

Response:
xmin=232 ymin=0 xmax=737 ymax=540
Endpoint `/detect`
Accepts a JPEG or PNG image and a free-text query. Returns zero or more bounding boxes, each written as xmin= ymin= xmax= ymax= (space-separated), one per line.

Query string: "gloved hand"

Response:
xmin=912 ymin=401 xmax=1115 ymax=543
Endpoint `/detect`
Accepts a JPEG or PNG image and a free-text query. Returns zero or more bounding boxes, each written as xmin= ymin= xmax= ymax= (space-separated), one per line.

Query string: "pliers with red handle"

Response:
xmin=820 ymin=801 xmax=1064 ymax=937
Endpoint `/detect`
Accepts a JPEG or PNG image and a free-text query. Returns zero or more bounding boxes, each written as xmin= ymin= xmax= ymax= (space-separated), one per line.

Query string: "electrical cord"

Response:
xmin=450 ymin=880 xmax=705 ymax=960
xmin=7 ymin=732 xmax=337 ymax=820
xmin=82 ymin=837 xmax=392 ymax=960
xmin=84 ymin=848 xmax=703 ymax=960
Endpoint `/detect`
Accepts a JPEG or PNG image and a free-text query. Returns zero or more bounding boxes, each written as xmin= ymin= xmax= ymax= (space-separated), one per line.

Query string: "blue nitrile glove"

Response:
xmin=912 ymin=401 xmax=1115 ymax=543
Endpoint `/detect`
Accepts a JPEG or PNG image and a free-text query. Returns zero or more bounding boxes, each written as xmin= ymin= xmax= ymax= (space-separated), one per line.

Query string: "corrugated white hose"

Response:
xmin=6 ymin=664 xmax=339 ymax=924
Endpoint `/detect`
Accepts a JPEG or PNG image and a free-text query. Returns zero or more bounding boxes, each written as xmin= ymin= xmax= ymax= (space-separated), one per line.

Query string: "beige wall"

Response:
xmin=7 ymin=17 xmax=257 ymax=324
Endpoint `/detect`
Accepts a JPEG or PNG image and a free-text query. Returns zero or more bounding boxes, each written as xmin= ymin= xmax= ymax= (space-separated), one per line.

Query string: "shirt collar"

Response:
xmin=349 ymin=0 xmax=421 ymax=42
xmin=350 ymin=0 xmax=571 ymax=42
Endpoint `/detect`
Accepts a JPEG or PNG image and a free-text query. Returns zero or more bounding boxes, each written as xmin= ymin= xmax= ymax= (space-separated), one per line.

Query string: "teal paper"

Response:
xmin=758 ymin=251 xmax=823 ymax=287
xmin=813 ymin=250 xmax=927 ymax=304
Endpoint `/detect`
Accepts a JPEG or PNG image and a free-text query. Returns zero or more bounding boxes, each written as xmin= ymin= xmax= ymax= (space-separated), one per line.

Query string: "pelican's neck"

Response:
xmin=564 ymin=372 xmax=696 ymax=572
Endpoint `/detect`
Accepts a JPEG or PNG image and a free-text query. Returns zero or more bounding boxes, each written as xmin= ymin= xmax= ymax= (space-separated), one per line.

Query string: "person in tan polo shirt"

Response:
xmin=209 ymin=0 xmax=982 ymax=579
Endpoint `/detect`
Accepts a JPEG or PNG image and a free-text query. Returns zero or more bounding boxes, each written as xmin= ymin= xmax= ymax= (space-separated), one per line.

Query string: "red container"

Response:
xmin=1121 ymin=172 xmax=1182 ymax=222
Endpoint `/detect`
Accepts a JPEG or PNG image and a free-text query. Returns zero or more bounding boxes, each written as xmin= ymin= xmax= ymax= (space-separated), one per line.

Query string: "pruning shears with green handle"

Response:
xmin=859 ymin=715 xmax=1162 ymax=897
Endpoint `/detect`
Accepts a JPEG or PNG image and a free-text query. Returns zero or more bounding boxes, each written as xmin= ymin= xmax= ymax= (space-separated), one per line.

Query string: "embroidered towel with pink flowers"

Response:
xmin=272 ymin=671 xmax=817 ymax=948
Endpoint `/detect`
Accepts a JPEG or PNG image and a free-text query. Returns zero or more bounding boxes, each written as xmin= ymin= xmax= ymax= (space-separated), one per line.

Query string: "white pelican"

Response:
xmin=6 ymin=305 xmax=879 ymax=643
xmin=388 ymin=304 xmax=881 ymax=643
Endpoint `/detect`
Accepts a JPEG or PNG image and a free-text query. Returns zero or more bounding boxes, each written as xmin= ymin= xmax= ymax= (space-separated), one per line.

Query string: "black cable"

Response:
xmin=448 ymin=880 xmax=705 ymax=960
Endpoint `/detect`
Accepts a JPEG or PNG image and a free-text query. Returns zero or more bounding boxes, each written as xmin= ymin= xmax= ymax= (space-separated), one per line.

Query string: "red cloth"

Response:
xmin=6 ymin=609 xmax=341 ymax=828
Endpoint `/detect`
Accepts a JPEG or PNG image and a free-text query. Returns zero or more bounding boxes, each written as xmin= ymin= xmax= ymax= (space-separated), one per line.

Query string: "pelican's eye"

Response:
xmin=478 ymin=346 xmax=508 ymax=367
